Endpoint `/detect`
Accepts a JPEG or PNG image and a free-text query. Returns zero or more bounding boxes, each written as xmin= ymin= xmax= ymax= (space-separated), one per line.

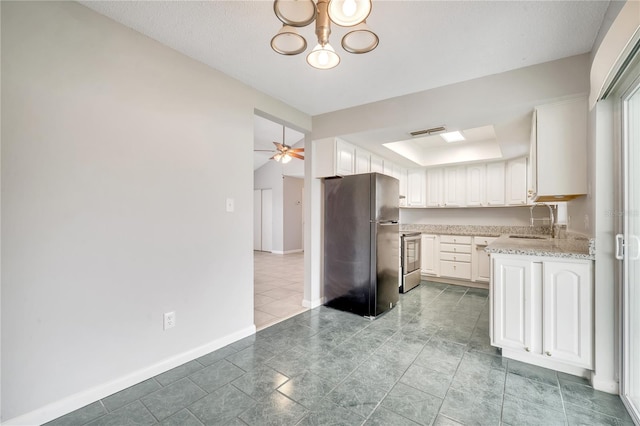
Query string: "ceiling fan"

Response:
xmin=255 ymin=125 xmax=304 ymax=163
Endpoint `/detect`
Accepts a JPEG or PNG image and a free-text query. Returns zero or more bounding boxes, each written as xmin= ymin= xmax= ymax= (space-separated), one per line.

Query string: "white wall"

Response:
xmin=0 ymin=2 xmax=310 ymax=423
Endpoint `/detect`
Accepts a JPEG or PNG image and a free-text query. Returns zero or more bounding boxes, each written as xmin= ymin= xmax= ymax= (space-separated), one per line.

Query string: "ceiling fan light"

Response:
xmin=271 ymin=25 xmax=307 ymax=55
xmin=281 ymin=153 xmax=293 ymax=164
xmin=327 ymin=0 xmax=371 ymax=27
xmin=341 ymin=22 xmax=378 ymax=54
xmin=306 ymin=43 xmax=340 ymax=69
xmin=273 ymin=0 xmax=317 ymax=27
xmin=273 ymin=153 xmax=284 ymax=162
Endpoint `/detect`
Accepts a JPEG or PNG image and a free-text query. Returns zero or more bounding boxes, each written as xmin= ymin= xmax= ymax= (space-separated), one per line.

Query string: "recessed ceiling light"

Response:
xmin=441 ymin=131 xmax=465 ymax=143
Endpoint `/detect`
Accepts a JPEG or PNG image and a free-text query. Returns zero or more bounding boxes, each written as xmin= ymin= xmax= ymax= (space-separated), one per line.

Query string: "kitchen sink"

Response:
xmin=509 ymin=235 xmax=548 ymax=240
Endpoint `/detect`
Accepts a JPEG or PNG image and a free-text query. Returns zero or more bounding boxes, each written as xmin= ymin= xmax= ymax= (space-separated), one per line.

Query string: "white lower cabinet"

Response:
xmin=472 ymin=236 xmax=497 ymax=282
xmin=439 ymin=235 xmax=472 ymax=280
xmin=420 ymin=234 xmax=439 ymax=276
xmin=491 ymin=254 xmax=593 ymax=372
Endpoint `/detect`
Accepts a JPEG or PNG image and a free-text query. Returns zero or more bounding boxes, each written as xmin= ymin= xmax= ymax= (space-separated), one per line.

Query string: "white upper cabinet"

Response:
xmin=530 ymin=96 xmax=587 ymax=202
xmin=506 ymin=157 xmax=528 ymax=205
xmin=407 ymin=168 xmax=427 ymax=207
xmin=314 ymin=138 xmax=355 ymax=178
xmin=466 ymin=164 xmax=486 ymax=207
xmin=336 ymin=139 xmax=355 ymax=176
xmin=426 ymin=168 xmax=444 ymax=207
xmin=354 ymin=148 xmax=371 ymax=174
xmin=443 ymin=166 xmax=466 ymax=207
xmin=486 ymin=162 xmax=506 ymax=206
xmin=370 ymin=155 xmax=384 ymax=173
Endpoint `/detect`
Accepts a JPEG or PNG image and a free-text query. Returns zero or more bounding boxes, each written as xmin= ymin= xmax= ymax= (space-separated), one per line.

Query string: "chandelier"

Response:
xmin=270 ymin=0 xmax=379 ymax=70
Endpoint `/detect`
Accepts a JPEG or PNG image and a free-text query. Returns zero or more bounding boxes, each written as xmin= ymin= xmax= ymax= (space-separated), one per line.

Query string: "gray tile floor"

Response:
xmin=47 ymin=282 xmax=634 ymax=426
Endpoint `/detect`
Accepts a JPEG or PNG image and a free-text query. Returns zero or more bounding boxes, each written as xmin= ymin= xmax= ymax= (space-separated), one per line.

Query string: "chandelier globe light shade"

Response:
xmin=307 ymin=43 xmax=340 ymax=69
xmin=270 ymin=0 xmax=378 ymax=70
xmin=327 ymin=0 xmax=372 ymax=27
xmin=271 ymin=25 xmax=307 ymax=55
xmin=273 ymin=0 xmax=317 ymax=26
xmin=281 ymin=153 xmax=293 ymax=164
xmin=341 ymin=21 xmax=378 ymax=53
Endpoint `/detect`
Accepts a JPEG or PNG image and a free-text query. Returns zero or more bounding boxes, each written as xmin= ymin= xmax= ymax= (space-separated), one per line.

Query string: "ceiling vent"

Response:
xmin=409 ymin=126 xmax=446 ymax=137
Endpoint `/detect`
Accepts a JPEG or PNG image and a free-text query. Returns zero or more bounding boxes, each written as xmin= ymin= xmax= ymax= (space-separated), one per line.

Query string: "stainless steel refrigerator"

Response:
xmin=323 ymin=173 xmax=400 ymax=318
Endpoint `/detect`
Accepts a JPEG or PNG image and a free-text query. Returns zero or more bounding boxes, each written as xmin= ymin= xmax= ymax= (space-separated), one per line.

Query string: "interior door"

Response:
xmin=620 ymin=77 xmax=640 ymax=422
xmin=253 ymin=189 xmax=262 ymax=251
xmin=253 ymin=189 xmax=273 ymax=252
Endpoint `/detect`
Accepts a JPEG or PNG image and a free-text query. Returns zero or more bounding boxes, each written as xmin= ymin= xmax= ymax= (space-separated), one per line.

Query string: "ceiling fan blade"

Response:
xmin=273 ymin=142 xmax=285 ymax=151
xmin=289 ymin=148 xmax=304 ymax=153
xmin=289 ymin=152 xmax=304 ymax=160
xmin=254 ymin=149 xmax=275 ymax=152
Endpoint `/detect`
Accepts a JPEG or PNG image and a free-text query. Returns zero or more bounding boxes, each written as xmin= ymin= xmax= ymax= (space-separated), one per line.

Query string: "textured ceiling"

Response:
xmin=80 ymin=1 xmax=610 ymax=117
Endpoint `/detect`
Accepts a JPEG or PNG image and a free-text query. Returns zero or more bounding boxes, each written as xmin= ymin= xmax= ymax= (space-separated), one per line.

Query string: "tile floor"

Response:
xmin=47 ymin=282 xmax=635 ymax=426
xmin=253 ymin=251 xmax=307 ymax=330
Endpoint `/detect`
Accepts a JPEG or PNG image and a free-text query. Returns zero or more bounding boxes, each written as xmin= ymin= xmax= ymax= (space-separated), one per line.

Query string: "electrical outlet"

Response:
xmin=164 ymin=311 xmax=176 ymax=330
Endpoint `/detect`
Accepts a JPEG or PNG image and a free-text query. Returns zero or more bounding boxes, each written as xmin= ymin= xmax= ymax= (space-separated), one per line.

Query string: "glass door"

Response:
xmin=620 ymin=76 xmax=640 ymax=423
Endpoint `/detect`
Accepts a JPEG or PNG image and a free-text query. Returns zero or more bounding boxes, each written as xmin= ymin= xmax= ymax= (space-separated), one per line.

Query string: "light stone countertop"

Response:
xmin=399 ymin=224 xmax=594 ymax=260
xmin=484 ymin=234 xmax=594 ymax=260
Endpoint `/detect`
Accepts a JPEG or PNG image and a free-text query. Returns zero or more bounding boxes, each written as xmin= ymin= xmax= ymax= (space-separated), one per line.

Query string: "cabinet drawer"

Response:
xmin=439 ymin=243 xmax=471 ymax=254
xmin=440 ymin=252 xmax=471 ymax=262
xmin=473 ymin=236 xmax=498 ymax=247
xmin=440 ymin=261 xmax=471 ymax=279
xmin=440 ymin=235 xmax=472 ymax=244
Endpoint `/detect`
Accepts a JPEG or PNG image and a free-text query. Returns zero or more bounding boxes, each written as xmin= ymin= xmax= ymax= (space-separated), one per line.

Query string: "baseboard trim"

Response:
xmin=303 ymin=297 xmax=324 ymax=309
xmin=421 ymin=275 xmax=489 ymax=290
xmin=269 ymin=249 xmax=303 ymax=255
xmin=591 ymin=373 xmax=620 ymax=395
xmin=4 ymin=325 xmax=256 ymax=426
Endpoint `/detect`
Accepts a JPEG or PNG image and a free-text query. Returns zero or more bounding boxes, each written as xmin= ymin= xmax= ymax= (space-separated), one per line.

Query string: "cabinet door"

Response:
xmin=370 ymin=155 xmax=384 ymax=173
xmin=421 ymin=234 xmax=439 ymax=276
xmin=355 ymin=149 xmax=370 ymax=174
xmin=396 ymin=167 xmax=407 ymax=205
xmin=384 ymin=160 xmax=394 ymax=177
xmin=472 ymin=236 xmax=497 ymax=282
xmin=486 ymin=162 xmax=506 ymax=206
xmin=506 ymin=157 xmax=528 ymax=205
xmin=542 ymin=261 xmax=593 ymax=368
xmin=335 ymin=140 xmax=355 ymax=176
xmin=444 ymin=166 xmax=466 ymax=207
xmin=528 ymin=110 xmax=538 ymax=201
xmin=492 ymin=257 xmax=535 ymax=352
xmin=407 ymin=169 xmax=427 ymax=207
xmin=426 ymin=168 xmax=443 ymax=207
xmin=535 ymin=97 xmax=587 ymax=198
xmin=466 ymin=164 xmax=486 ymax=206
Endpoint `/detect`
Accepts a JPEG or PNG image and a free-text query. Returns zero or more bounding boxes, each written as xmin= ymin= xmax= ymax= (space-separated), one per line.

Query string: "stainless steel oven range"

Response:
xmin=401 ymin=231 xmax=422 ymax=293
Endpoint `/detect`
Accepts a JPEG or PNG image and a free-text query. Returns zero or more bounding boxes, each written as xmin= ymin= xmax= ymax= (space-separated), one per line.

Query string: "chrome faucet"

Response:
xmin=530 ymin=203 xmax=556 ymax=238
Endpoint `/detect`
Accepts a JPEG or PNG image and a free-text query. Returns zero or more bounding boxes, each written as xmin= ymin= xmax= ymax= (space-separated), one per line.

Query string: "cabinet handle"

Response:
xmin=545 ymin=351 xmax=552 ymax=357
xmin=453 ymin=265 xmax=456 ymax=270
xmin=525 ymin=347 xmax=530 ymax=352
xmin=454 ymin=256 xmax=457 ymax=261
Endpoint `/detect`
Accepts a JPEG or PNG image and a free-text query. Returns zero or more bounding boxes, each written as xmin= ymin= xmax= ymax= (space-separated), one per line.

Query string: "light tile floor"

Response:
xmin=254 ymin=251 xmax=307 ymax=330
xmin=47 ymin=282 xmax=635 ymax=426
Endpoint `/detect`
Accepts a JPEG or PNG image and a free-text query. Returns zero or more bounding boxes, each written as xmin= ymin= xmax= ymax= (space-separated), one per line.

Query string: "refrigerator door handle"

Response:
xmin=375 ymin=220 xmax=399 ymax=225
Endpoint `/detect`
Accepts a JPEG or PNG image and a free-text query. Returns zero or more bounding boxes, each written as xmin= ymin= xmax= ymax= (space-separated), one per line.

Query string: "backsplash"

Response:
xmin=400 ymin=224 xmax=552 ymax=237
